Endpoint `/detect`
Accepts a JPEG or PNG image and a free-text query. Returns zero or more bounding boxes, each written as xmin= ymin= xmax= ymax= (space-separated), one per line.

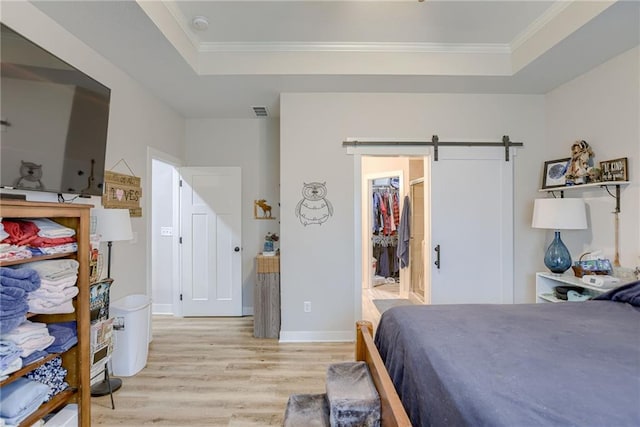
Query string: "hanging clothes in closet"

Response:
xmin=372 ymin=183 xmax=400 ymax=281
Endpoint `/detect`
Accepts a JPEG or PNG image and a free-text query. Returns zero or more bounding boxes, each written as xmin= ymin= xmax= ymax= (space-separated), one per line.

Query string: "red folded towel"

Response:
xmin=1 ymin=220 xmax=40 ymax=246
xmin=29 ymin=236 xmax=77 ymax=248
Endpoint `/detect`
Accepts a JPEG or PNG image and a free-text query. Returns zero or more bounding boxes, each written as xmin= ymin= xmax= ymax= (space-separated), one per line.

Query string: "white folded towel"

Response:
xmin=27 ymin=299 xmax=75 ymax=315
xmin=28 ymin=218 xmax=76 ymax=238
xmin=29 ymin=286 xmax=78 ymax=305
xmin=0 ymin=321 xmax=48 ymax=345
xmin=39 ymin=276 xmax=77 ymax=290
xmin=19 ymin=335 xmax=55 ymax=358
xmin=17 ymin=259 xmax=79 ymax=281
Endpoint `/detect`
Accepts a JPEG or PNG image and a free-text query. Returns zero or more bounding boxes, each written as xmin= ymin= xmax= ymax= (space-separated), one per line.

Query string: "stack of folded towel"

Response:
xmin=0 ymin=267 xmax=40 ymax=334
xmin=26 ymin=218 xmax=77 ymax=255
xmin=26 ymin=356 xmax=69 ymax=402
xmin=0 ymin=320 xmax=55 ymax=359
xmin=46 ymin=322 xmax=78 ymax=354
xmin=0 ymin=377 xmax=50 ymax=425
xmin=16 ymin=259 xmax=79 ymax=315
xmin=0 ymin=340 xmax=22 ymax=380
xmin=0 ymin=218 xmax=77 ymax=259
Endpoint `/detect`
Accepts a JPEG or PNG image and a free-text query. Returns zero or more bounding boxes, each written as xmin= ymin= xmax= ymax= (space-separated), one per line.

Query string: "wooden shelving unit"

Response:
xmin=0 ymin=200 xmax=92 ymax=426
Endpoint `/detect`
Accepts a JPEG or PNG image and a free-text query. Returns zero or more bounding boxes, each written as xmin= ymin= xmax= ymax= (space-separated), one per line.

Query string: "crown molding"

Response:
xmin=198 ymin=41 xmax=511 ymax=54
xmin=510 ymin=1 xmax=574 ymax=51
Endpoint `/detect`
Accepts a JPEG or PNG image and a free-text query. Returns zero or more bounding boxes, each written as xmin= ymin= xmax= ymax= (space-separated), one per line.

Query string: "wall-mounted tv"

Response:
xmin=1 ymin=23 xmax=110 ymax=197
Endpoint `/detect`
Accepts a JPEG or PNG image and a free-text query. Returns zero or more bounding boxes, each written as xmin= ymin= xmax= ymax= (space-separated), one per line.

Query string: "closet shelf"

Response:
xmin=0 ymin=252 xmax=77 ymax=267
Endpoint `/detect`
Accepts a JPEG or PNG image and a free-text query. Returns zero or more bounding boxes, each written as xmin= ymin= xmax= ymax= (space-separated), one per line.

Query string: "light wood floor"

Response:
xmin=362 ymin=282 xmax=400 ymax=330
xmin=91 ymin=285 xmax=401 ymax=425
xmin=91 ymin=316 xmax=353 ymax=426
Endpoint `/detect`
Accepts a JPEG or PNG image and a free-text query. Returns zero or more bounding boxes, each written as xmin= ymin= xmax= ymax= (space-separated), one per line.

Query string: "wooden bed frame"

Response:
xmin=355 ymin=320 xmax=412 ymax=427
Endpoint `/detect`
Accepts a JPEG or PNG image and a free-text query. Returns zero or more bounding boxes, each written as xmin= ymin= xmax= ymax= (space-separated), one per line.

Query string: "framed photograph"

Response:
xmin=542 ymin=158 xmax=570 ymax=189
xmin=599 ymin=157 xmax=628 ymax=182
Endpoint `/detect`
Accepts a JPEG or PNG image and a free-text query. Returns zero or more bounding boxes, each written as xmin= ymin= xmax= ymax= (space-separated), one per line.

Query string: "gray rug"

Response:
xmin=372 ymin=299 xmax=413 ymax=314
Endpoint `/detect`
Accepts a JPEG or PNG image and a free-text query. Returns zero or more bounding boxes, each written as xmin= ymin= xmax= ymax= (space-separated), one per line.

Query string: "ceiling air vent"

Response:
xmin=252 ymin=106 xmax=268 ymax=117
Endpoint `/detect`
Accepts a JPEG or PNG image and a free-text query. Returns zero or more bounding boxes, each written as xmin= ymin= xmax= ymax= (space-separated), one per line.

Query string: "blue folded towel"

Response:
xmin=46 ymin=322 xmax=78 ymax=353
xmin=0 ymin=285 xmax=26 ymax=301
xmin=0 ymin=267 xmax=38 ymax=280
xmin=0 ymin=340 xmax=21 ymax=371
xmin=0 ymin=267 xmax=40 ymax=292
xmin=0 ymin=315 xmax=26 ymax=335
xmin=0 ymin=300 xmax=29 ymax=319
xmin=21 ymin=349 xmax=48 ymax=366
xmin=0 ymin=377 xmax=50 ymax=419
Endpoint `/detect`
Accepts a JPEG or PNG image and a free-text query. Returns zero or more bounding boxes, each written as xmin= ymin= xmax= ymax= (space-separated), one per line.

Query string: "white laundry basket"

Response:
xmin=110 ymin=294 xmax=151 ymax=377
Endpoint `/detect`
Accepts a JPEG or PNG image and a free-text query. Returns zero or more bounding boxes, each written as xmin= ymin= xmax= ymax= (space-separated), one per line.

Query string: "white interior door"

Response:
xmin=179 ymin=167 xmax=242 ymax=316
xmin=429 ymin=147 xmax=514 ymax=304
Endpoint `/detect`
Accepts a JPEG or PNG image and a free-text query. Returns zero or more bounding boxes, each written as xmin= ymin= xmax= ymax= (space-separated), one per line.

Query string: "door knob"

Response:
xmin=234 ymin=247 xmax=240 ymax=252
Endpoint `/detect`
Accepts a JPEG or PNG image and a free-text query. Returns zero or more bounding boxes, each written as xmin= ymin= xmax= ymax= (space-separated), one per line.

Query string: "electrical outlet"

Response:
xmin=303 ymin=301 xmax=311 ymax=313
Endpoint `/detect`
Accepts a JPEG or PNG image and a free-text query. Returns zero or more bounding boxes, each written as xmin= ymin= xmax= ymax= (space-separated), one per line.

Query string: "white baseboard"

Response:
xmin=279 ymin=330 xmax=354 ymax=343
xmin=152 ymin=303 xmax=173 ymax=315
xmin=243 ymin=306 xmax=254 ymax=316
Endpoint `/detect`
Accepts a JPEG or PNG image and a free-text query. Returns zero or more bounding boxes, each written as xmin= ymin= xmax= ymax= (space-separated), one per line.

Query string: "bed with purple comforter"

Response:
xmin=374 ymin=281 xmax=640 ymax=427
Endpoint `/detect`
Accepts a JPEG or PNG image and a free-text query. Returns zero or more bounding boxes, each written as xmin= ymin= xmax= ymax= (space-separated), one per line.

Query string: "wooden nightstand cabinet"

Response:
xmin=254 ymin=255 xmax=280 ymax=338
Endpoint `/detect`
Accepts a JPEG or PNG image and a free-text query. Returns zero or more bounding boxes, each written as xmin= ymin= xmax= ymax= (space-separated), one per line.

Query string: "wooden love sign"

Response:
xmin=102 ymin=171 xmax=143 ymax=217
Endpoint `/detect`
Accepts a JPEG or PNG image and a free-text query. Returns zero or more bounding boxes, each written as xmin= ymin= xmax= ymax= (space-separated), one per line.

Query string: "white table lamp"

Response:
xmin=92 ymin=208 xmax=133 ymax=278
xmin=532 ymin=198 xmax=587 ymax=274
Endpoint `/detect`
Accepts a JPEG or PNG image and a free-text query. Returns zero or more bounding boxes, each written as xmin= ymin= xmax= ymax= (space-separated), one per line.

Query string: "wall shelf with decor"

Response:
xmin=538 ymin=180 xmax=630 ymax=193
xmin=539 ymin=181 xmax=630 ymax=212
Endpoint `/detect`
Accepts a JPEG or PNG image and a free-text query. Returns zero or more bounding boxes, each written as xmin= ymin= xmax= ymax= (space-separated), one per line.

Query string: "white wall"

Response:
xmin=2 ymin=1 xmax=186 ymax=301
xmin=185 ymin=118 xmax=280 ymax=313
xmin=280 ymin=93 xmax=546 ymax=341
xmin=544 ymin=46 xmax=639 ymax=270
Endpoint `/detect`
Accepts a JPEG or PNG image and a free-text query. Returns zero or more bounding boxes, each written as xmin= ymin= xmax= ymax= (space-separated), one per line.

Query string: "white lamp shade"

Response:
xmin=531 ymin=198 xmax=587 ymax=230
xmin=92 ymin=208 xmax=133 ymax=242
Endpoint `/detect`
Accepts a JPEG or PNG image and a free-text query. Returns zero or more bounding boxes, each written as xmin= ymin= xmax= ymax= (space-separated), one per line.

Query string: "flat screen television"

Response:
xmin=1 ymin=23 xmax=110 ymax=197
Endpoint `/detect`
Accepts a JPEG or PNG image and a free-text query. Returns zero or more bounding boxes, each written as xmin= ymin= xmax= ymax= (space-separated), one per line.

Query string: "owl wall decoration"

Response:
xmin=295 ymin=182 xmax=333 ymax=226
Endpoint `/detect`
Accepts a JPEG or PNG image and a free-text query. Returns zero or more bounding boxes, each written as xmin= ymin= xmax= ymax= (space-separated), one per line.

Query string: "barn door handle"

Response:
xmin=234 ymin=247 xmax=240 ymax=252
xmin=434 ymin=245 xmax=441 ymax=269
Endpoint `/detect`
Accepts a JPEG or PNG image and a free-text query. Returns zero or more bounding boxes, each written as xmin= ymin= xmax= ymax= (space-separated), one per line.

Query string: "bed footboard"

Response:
xmin=355 ymin=321 xmax=412 ymax=427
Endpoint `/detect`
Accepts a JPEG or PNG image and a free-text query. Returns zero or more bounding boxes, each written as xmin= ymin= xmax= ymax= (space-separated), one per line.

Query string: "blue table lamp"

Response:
xmin=532 ymin=198 xmax=587 ymax=274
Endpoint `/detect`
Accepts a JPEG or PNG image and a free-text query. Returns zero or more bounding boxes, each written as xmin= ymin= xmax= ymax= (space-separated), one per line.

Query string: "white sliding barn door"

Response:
xmin=179 ymin=167 xmax=242 ymax=316
xmin=429 ymin=147 xmax=514 ymax=304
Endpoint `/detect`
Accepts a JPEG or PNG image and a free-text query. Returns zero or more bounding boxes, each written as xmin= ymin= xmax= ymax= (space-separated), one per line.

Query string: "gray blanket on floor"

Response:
xmin=375 ymin=299 xmax=640 ymax=427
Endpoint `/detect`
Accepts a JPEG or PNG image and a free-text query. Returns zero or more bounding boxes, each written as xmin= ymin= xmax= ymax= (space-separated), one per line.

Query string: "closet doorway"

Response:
xmin=361 ymin=156 xmax=424 ymax=324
